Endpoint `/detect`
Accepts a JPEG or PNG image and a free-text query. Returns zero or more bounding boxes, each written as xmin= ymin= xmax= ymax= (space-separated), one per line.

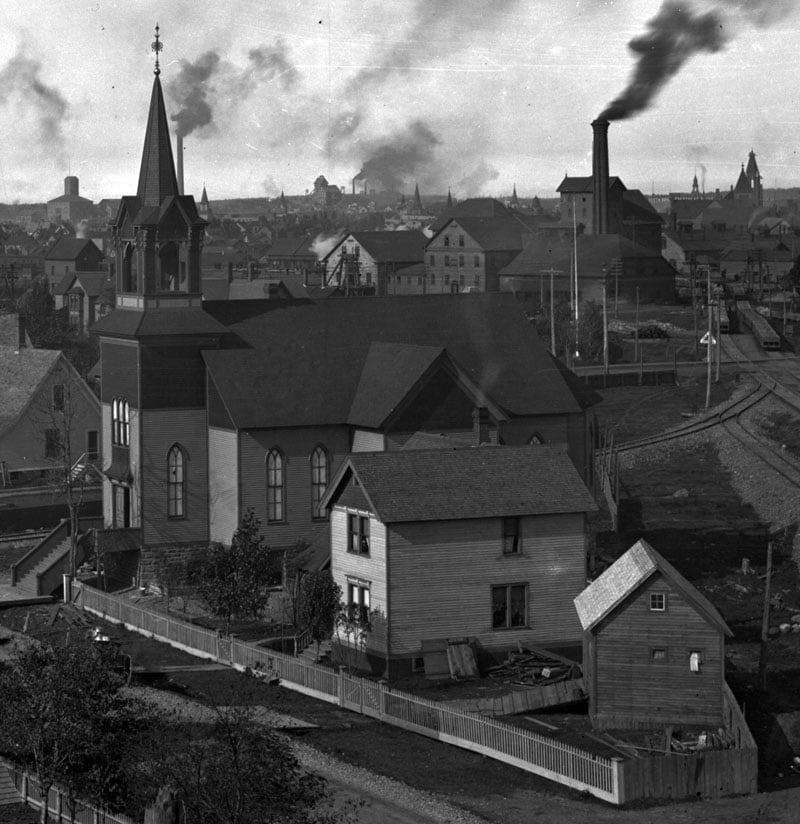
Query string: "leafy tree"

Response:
xmin=333 ymin=601 xmax=373 ymax=673
xmin=196 ymin=508 xmax=274 ymax=633
xmin=298 ymin=571 xmax=341 ymax=661
xmin=0 ymin=640 xmax=142 ymax=823
xmin=16 ymin=277 xmax=67 ymax=348
xmin=132 ymin=683 xmax=357 ymax=824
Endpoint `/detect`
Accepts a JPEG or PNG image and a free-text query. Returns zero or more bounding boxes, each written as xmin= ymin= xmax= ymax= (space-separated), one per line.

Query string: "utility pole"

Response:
xmin=759 ymin=540 xmax=773 ymax=691
xmin=634 ymin=286 xmax=640 ymax=363
xmin=715 ymin=295 xmax=721 ymax=383
xmin=602 ymin=275 xmax=609 ymax=372
xmin=705 ymin=267 xmax=712 ymax=409
xmin=539 ymin=269 xmax=562 ymax=356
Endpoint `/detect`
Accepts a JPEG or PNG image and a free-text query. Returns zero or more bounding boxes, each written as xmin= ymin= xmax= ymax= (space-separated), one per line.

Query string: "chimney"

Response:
xmin=472 ymin=407 xmax=491 ymax=445
xmin=177 ymin=138 xmax=184 ymax=196
xmin=591 ymin=119 xmax=610 ymax=235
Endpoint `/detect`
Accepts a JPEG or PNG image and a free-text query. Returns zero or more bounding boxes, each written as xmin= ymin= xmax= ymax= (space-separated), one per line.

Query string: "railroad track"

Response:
xmin=615 ymin=335 xmax=800 ymax=490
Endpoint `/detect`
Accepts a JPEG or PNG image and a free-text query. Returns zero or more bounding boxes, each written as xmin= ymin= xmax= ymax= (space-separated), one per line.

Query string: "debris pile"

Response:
xmin=485 ymin=645 xmax=581 ymax=687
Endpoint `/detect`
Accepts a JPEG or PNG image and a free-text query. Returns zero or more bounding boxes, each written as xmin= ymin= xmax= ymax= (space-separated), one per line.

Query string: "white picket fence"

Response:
xmin=72 ymin=581 xmax=621 ymax=803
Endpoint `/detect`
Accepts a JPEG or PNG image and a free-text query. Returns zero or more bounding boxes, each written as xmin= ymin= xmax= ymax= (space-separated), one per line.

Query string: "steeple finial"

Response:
xmin=152 ymin=24 xmax=163 ymax=76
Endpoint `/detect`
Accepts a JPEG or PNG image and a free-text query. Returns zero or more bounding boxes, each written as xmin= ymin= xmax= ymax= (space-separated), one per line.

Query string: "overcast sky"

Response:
xmin=1 ymin=0 xmax=799 ymax=205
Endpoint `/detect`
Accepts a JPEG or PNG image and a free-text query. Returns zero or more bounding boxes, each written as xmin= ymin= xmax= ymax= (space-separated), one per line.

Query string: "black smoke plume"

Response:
xmin=168 ymin=51 xmax=220 ymax=139
xmin=0 ymin=51 xmax=68 ymax=146
xmin=599 ymin=2 xmax=725 ymax=121
xmin=600 ymin=0 xmax=798 ymax=121
xmin=353 ymin=121 xmax=441 ymax=192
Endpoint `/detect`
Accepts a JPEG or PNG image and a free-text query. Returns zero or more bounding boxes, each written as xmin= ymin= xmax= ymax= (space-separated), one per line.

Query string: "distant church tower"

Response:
xmin=92 ymin=26 xmax=226 ymax=571
xmin=199 ymin=184 xmax=213 ymax=221
xmin=745 ymin=149 xmax=763 ymax=207
xmin=691 ymin=173 xmax=700 ymax=199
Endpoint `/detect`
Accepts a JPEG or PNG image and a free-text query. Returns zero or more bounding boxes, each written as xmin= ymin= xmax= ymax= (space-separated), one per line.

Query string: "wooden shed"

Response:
xmin=574 ymin=539 xmax=732 ymax=730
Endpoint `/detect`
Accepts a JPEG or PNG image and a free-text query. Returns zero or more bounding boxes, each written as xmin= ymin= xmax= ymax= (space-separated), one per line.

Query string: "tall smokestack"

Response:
xmin=177 ymin=137 xmax=184 ymax=196
xmin=591 ymin=119 xmax=609 ymax=235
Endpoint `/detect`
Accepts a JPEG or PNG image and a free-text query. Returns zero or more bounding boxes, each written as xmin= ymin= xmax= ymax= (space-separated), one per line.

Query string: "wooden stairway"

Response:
xmin=0 ymin=762 xmax=22 ymax=807
xmin=14 ymin=537 xmax=71 ymax=596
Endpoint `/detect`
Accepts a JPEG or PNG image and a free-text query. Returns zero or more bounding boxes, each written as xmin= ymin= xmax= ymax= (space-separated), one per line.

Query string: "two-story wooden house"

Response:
xmin=321 ymin=444 xmax=597 ymax=677
xmin=44 ymin=237 xmax=105 ymax=294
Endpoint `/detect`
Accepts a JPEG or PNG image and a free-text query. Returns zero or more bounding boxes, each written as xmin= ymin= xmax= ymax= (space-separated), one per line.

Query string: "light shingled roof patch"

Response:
xmin=574 ymin=539 xmax=732 ymax=636
xmin=0 ymin=347 xmax=61 ymax=433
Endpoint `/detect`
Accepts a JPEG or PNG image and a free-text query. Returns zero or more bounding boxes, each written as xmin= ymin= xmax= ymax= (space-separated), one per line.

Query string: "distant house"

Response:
xmin=46 ymin=176 xmax=95 ymax=226
xmin=44 ymin=237 xmax=105 ymax=293
xmin=54 ymin=271 xmax=114 ymax=334
xmin=321 ymin=444 xmax=597 ymax=678
xmin=499 ymin=233 xmax=677 ymax=304
xmin=424 ymin=200 xmax=535 ymax=295
xmin=574 ymin=539 xmax=732 ymax=730
xmin=262 ymin=235 xmax=320 ymax=284
xmin=322 ymin=231 xmax=427 ymax=296
xmin=0 ymin=347 xmax=101 ymax=487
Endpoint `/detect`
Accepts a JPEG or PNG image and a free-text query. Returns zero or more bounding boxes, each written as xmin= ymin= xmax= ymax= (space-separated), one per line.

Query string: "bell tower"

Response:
xmin=93 ymin=27 xmax=227 ymax=578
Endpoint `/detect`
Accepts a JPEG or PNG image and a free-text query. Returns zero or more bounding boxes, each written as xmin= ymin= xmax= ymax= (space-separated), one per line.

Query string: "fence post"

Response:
xmin=337 ymin=666 xmax=345 ymax=707
xmin=21 ymin=772 xmax=28 ymax=805
xmin=611 ymin=756 xmax=624 ymax=804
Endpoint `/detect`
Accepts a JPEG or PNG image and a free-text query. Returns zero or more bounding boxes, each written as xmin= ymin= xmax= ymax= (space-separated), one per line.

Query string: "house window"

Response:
xmin=444 ymin=254 xmax=450 ymax=267
xmin=474 ymin=274 xmax=480 ymax=288
xmin=503 ymin=517 xmax=520 ymax=554
xmin=458 ymin=254 xmax=464 ymax=267
xmin=45 ymin=428 xmax=61 ymax=459
xmin=649 ymin=592 xmax=667 ymax=612
xmin=429 ymin=255 xmax=435 ymax=266
xmin=444 ymin=236 xmax=450 ymax=247
xmin=458 ymin=234 xmax=465 ymax=247
xmin=430 ymin=273 xmax=435 ymax=285
xmin=266 ymin=449 xmax=285 ymax=523
xmin=444 ymin=273 xmax=450 ymax=285
xmin=111 ymin=398 xmax=130 ymax=447
xmin=86 ymin=429 xmax=99 ymax=461
xmin=491 ymin=584 xmax=526 ymax=629
xmin=347 ymin=582 xmax=370 ymax=624
xmin=310 ymin=446 xmax=329 ymax=520
xmin=52 ymin=384 xmax=65 ymax=412
xmin=651 ymin=647 xmax=667 ymax=662
xmin=167 ymin=444 xmax=186 ymax=518
xmin=459 ymin=274 xmax=465 ymax=286
xmin=689 ymin=650 xmax=703 ymax=672
xmin=113 ymin=483 xmax=131 ymax=529
xmin=474 ymin=255 xmax=480 ymax=267
xmin=348 ymin=513 xmax=370 ymax=555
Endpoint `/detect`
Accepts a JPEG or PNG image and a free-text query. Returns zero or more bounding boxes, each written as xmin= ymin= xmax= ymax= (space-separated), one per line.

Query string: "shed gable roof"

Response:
xmin=574 ymin=539 xmax=732 ymax=636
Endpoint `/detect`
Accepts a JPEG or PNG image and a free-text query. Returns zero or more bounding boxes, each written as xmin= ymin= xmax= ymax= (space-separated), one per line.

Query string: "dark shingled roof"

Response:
xmin=91 ymin=307 xmax=229 ymax=338
xmin=0 ymin=347 xmax=61 ymax=433
xmin=54 ymin=271 xmax=111 ymax=297
xmin=434 ymin=216 xmax=532 ymax=252
xmin=137 ymin=74 xmax=180 ymax=208
xmin=45 ymin=237 xmax=103 ymax=261
xmin=574 ymin=539 xmax=732 ymax=636
xmin=326 ymin=230 xmax=427 ymax=264
xmin=324 ymin=445 xmax=596 ymax=523
xmin=201 ymin=293 xmax=589 ymax=429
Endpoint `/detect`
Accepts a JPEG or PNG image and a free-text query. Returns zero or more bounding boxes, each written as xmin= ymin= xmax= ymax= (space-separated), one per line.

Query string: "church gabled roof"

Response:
xmin=136 ymin=73 xmax=180 ymax=208
xmin=734 ymin=164 xmax=751 ymax=195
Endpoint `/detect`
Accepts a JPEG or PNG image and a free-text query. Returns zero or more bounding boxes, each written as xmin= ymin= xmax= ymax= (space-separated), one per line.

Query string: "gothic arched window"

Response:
xmin=310 ymin=445 xmax=329 ymax=520
xmin=266 ymin=448 xmax=285 ymax=523
xmin=167 ymin=444 xmax=186 ymax=518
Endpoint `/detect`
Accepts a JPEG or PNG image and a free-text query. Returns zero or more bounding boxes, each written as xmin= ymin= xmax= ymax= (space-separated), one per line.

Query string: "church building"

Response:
xmin=91 ymin=29 xmax=600 ymax=585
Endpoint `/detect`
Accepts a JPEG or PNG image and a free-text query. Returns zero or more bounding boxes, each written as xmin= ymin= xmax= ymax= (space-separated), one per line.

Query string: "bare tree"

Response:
xmin=32 ymin=358 xmax=99 ymax=576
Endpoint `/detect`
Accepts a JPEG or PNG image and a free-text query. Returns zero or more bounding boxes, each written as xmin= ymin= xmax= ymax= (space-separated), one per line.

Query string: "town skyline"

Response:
xmin=2 ymin=0 xmax=800 ymax=204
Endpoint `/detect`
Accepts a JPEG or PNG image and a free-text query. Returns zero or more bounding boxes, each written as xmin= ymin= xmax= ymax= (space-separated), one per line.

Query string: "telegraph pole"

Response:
xmin=539 ymin=269 xmax=562 ymax=356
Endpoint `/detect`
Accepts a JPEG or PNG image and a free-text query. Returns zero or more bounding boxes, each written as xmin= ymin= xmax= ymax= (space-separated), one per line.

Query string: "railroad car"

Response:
xmin=736 ymin=301 xmax=781 ymax=351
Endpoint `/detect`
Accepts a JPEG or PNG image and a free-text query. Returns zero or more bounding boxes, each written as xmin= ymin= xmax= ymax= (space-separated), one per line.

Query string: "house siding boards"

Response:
xmin=351 ymin=429 xmax=385 ymax=452
xmin=589 ymin=574 xmax=724 ymax=728
xmin=386 ymin=514 xmax=586 ymax=657
xmin=208 ymin=427 xmax=239 ymax=543
xmin=331 ymin=507 xmax=388 ymax=649
xmin=99 ymin=340 xmax=140 ymax=407
xmin=236 ymin=425 xmax=349 ymax=550
xmin=139 ymin=409 xmax=209 ymax=546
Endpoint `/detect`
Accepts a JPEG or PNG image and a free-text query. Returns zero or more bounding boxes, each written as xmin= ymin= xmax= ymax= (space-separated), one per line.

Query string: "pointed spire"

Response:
xmin=511 ymin=184 xmax=519 ymax=205
xmin=413 ymin=182 xmax=423 ymax=212
xmin=447 ymin=188 xmax=453 ymax=208
xmin=137 ymin=26 xmax=179 ymax=207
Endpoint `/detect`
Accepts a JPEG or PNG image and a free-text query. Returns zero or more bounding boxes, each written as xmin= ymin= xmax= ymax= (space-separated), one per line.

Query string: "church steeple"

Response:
xmin=136 ymin=26 xmax=180 ymax=208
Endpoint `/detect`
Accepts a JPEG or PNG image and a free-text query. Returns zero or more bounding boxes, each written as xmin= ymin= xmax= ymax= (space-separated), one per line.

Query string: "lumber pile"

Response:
xmin=485 ymin=644 xmax=582 ymax=687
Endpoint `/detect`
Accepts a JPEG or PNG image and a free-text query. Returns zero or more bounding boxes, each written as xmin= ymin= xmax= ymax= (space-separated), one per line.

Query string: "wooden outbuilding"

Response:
xmin=574 ymin=539 xmax=732 ymax=730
